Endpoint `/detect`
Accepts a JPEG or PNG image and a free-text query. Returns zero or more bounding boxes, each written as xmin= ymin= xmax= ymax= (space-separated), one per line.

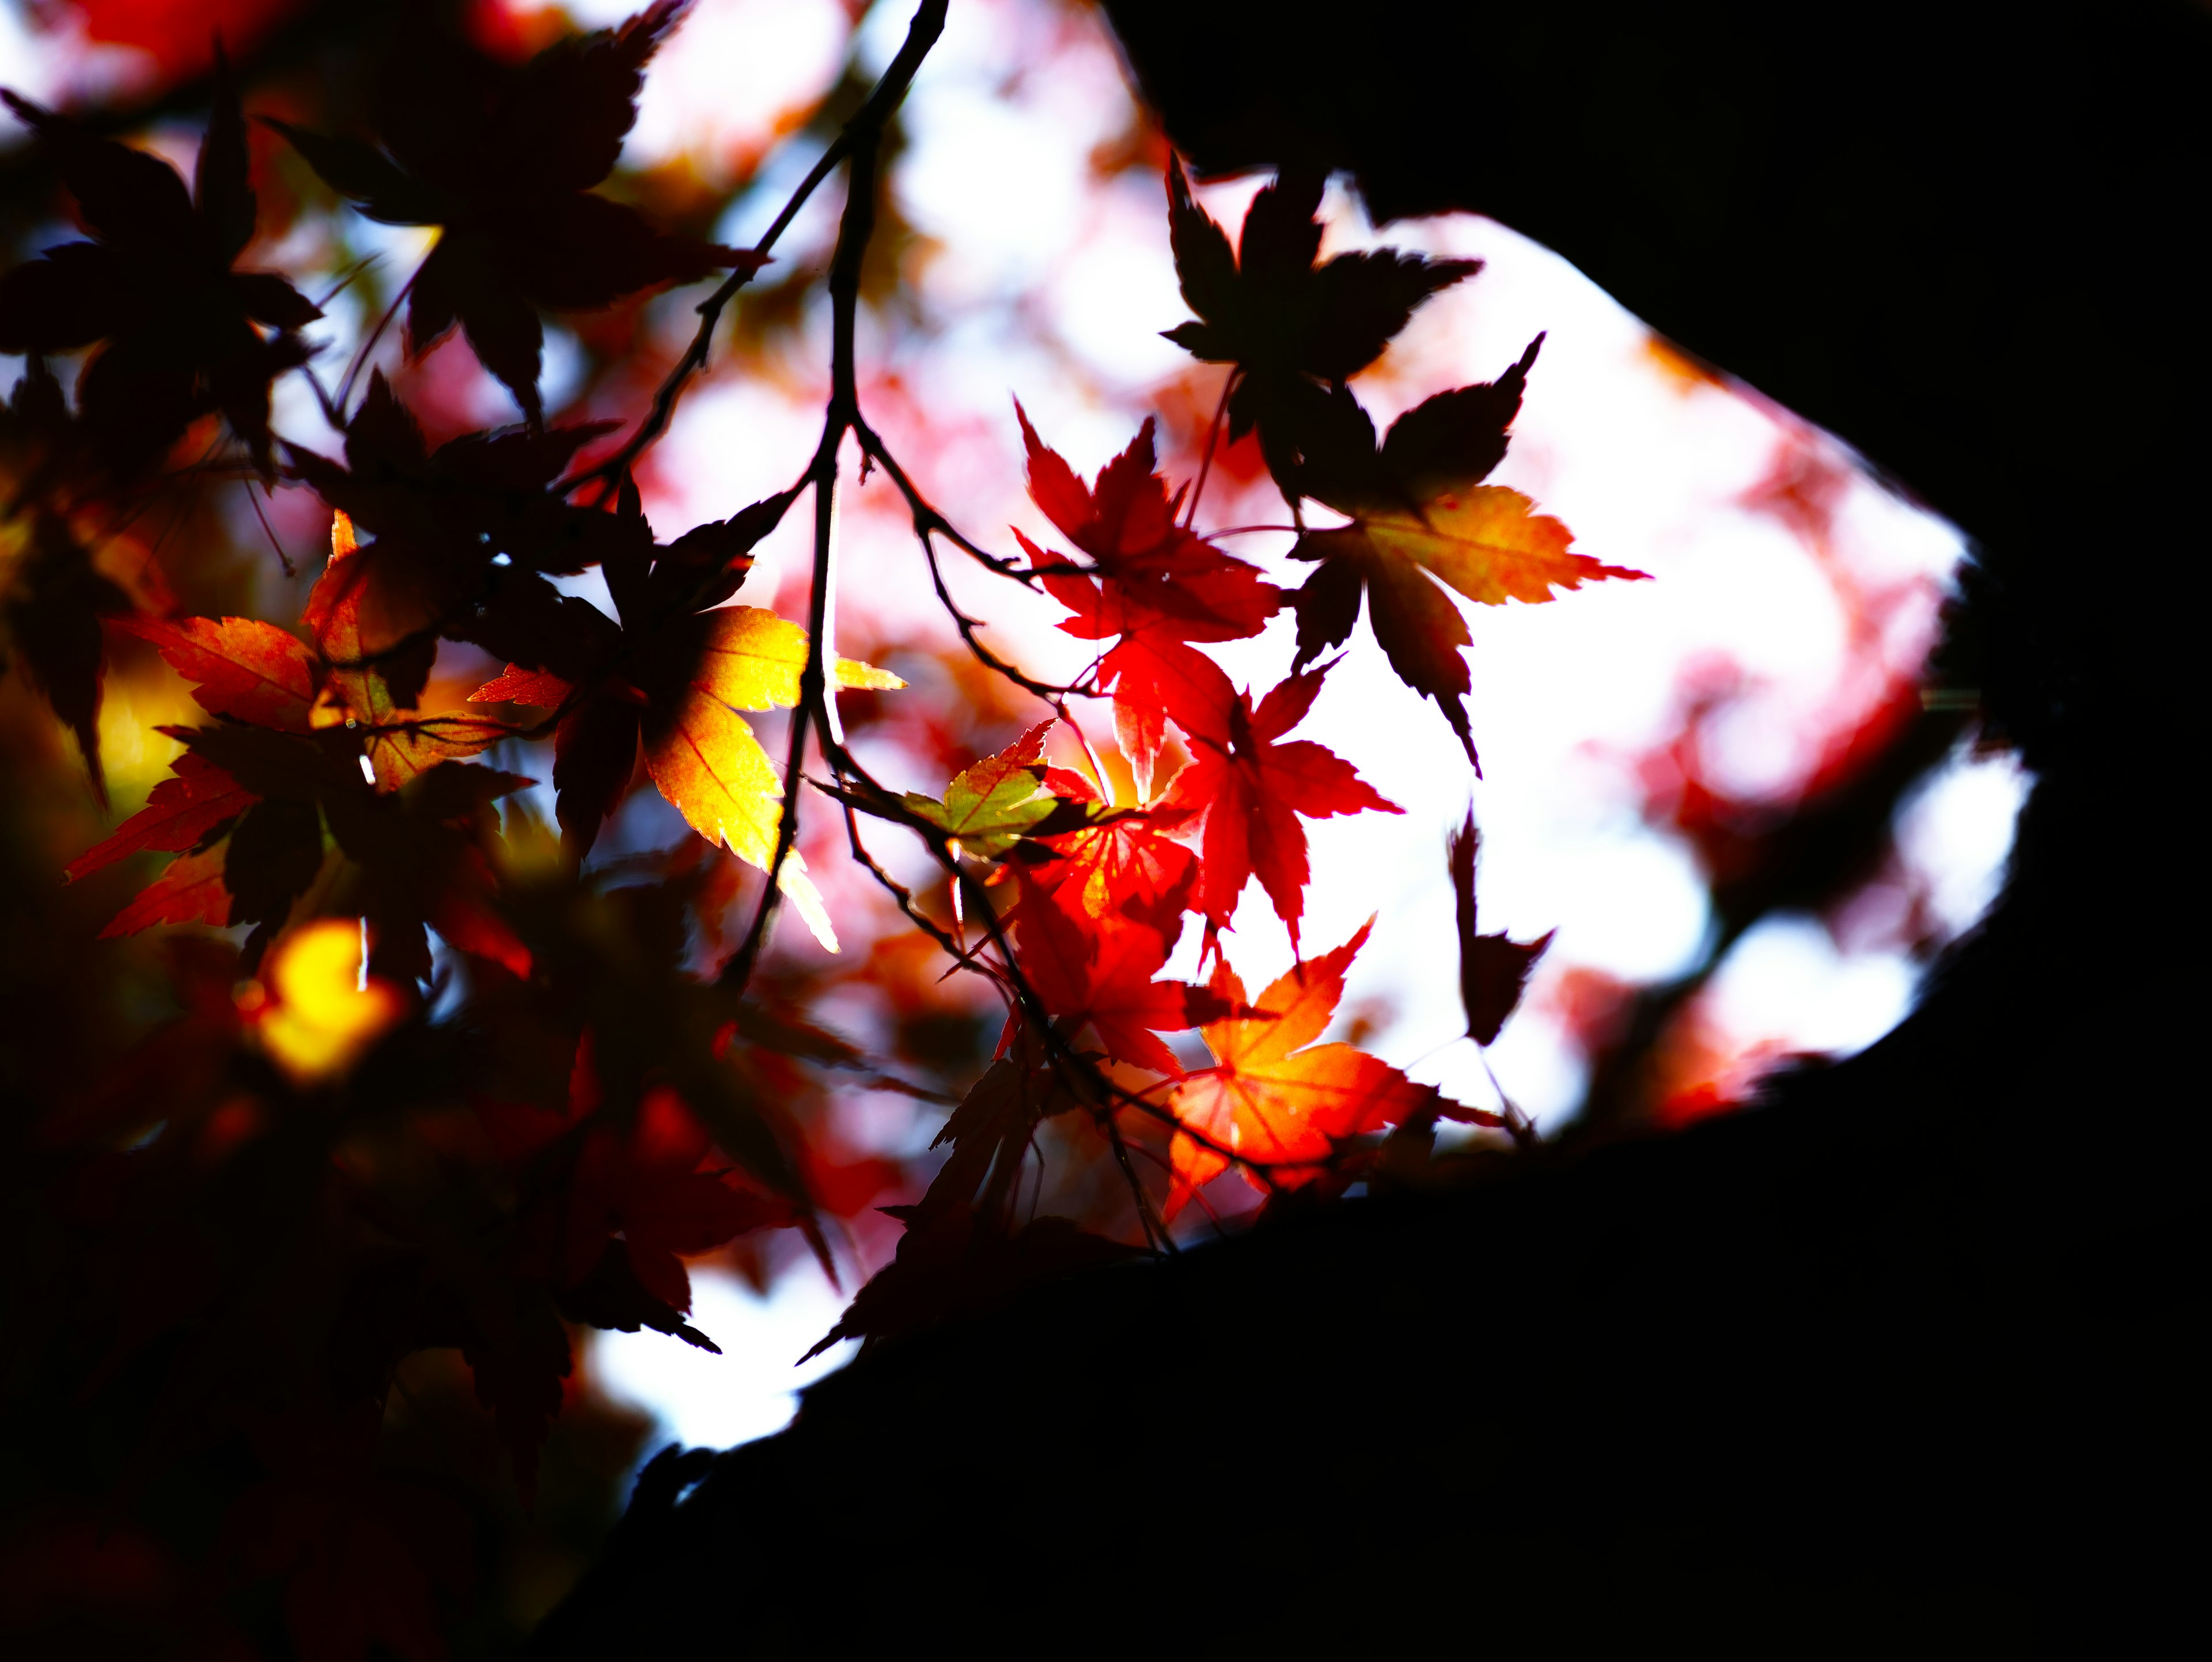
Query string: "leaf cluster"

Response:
xmin=0 ymin=6 xmax=1637 ymax=1652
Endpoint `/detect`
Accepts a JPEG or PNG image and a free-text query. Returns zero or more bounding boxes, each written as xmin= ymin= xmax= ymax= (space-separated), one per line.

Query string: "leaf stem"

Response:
xmin=1180 ymin=368 xmax=1238 ymax=531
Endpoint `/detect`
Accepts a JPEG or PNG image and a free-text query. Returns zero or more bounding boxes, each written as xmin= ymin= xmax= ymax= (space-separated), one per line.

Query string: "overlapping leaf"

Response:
xmin=285 ymin=376 xmax=627 ymax=703
xmin=0 ymin=58 xmax=318 ymax=474
xmin=1022 ymin=768 xmax=1196 ymax=937
xmin=485 ymin=1060 xmax=795 ymax=1335
xmin=469 ymin=498 xmax=900 ymax=950
xmin=896 ymin=719 xmax=1067 ymax=859
xmin=1164 ymin=160 xmax=1478 ymax=493
xmin=1010 ymin=872 xmax=1224 ymax=1078
xmin=1160 ymin=662 xmax=1400 ymax=948
xmin=1014 ymin=408 xmax=1278 ymax=796
xmin=1290 ymin=339 xmax=1649 ymax=764
xmin=267 ymin=2 xmax=755 ymax=422
xmin=1165 ymin=921 xmax=1436 ymax=1217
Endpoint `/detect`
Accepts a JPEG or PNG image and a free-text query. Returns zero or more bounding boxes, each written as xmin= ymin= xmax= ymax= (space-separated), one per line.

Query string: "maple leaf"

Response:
xmin=1449 ymin=812 xmax=1553 ymax=1046
xmin=491 ymin=1058 xmax=794 ymax=1335
xmin=64 ymin=751 xmax=259 ymax=884
xmin=1010 ymin=872 xmax=1223 ymax=1077
xmin=1023 ymin=767 xmax=1197 ymax=937
xmin=1164 ymin=919 xmax=1436 ymax=1218
xmin=469 ymin=502 xmax=900 ymax=951
xmin=107 ymin=512 xmax=516 ymax=796
xmin=98 ymin=842 xmax=232 ymax=938
xmin=267 ymin=2 xmax=757 ymax=423
xmin=1013 ymin=407 xmax=1279 ymax=796
xmin=899 ymin=1024 xmax=1081 ymax=1237
xmin=109 ymin=612 xmax=320 ymax=731
xmin=118 ymin=717 xmax=531 ymax=979
xmin=897 ymin=719 xmax=1066 ymax=860
xmin=2 ymin=510 xmax=128 ymax=800
xmin=309 ymin=510 xmax=514 ymax=790
xmin=1289 ymin=340 xmax=1650 ymax=765
xmin=644 ymin=608 xmax=899 ymax=951
xmin=1163 ymin=160 xmax=1479 ymax=493
xmin=1160 ymin=661 xmax=1400 ymax=948
xmin=0 ymin=57 xmax=319 ymax=475
xmin=286 ymin=376 xmax=627 ymax=701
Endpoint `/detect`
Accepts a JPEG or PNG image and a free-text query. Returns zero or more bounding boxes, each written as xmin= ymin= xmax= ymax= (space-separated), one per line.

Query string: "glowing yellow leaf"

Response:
xmin=687 ymin=605 xmax=905 ymax=712
xmin=643 ymin=607 xmax=902 ymax=953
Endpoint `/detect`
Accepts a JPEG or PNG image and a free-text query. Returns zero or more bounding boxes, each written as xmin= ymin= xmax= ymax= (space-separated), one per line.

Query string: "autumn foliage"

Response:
xmin=1 ymin=4 xmax=1639 ymax=1655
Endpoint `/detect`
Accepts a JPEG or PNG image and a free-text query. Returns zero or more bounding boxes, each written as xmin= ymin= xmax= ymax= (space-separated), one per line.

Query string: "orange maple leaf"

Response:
xmin=1164 ymin=919 xmax=1435 ymax=1218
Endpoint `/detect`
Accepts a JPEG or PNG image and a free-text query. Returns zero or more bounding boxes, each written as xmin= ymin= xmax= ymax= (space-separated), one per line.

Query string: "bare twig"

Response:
xmin=568 ymin=2 xmax=949 ymax=502
xmin=335 ymin=264 xmax=419 ymax=417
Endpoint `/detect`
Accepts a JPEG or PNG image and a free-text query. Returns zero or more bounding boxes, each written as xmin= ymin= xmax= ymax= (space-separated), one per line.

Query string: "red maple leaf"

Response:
xmin=108 ymin=613 xmax=320 ymax=731
xmin=1013 ymin=405 xmax=1278 ymax=794
xmin=1024 ymin=774 xmax=1197 ymax=938
xmin=1009 ymin=873 xmax=1222 ymax=1077
xmin=63 ymin=750 xmax=258 ymax=885
xmin=487 ymin=1043 xmax=795 ymax=1328
xmin=1160 ymin=661 xmax=1400 ymax=948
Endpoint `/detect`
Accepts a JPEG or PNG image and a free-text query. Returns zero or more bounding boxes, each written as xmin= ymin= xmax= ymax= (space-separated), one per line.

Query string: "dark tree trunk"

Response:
xmin=531 ymin=5 xmax=2199 ymax=1652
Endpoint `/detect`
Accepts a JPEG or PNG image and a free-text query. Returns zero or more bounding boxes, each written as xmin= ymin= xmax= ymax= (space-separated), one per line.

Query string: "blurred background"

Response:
xmin=1 ymin=0 xmax=2021 ymax=1606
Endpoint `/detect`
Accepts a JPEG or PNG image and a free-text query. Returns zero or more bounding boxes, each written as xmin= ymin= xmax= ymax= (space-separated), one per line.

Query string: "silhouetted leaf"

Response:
xmin=267 ymin=2 xmax=759 ymax=423
xmin=1163 ymin=159 xmax=1478 ymax=493
xmin=0 ymin=59 xmax=318 ymax=475
xmin=1449 ymin=812 xmax=1552 ymax=1046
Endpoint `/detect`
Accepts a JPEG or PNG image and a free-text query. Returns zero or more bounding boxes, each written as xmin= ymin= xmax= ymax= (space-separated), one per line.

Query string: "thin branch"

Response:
xmin=568 ymin=1 xmax=949 ymax=501
xmin=336 ymin=264 xmax=419 ymax=417
xmin=853 ymin=419 xmax=1041 ymax=581
xmin=240 ymin=475 xmax=296 ymax=577
xmin=911 ymin=518 xmax=1092 ymax=703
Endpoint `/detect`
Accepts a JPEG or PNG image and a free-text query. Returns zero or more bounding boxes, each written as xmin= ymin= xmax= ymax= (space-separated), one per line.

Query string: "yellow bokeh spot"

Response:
xmin=247 ymin=918 xmax=407 ymax=1084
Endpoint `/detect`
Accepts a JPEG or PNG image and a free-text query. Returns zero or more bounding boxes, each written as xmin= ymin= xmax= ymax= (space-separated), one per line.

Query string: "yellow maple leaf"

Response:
xmin=642 ymin=606 xmax=902 ymax=952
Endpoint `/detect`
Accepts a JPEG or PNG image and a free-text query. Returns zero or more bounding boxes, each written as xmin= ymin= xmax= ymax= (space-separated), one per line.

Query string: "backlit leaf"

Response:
xmin=900 ymin=720 xmax=1060 ymax=858
xmin=111 ymin=614 xmax=319 ymax=731
xmin=65 ymin=751 xmax=257 ymax=882
xmin=1160 ymin=662 xmax=1401 ymax=948
xmin=642 ymin=607 xmax=901 ymax=952
xmin=1165 ymin=921 xmax=1436 ymax=1217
